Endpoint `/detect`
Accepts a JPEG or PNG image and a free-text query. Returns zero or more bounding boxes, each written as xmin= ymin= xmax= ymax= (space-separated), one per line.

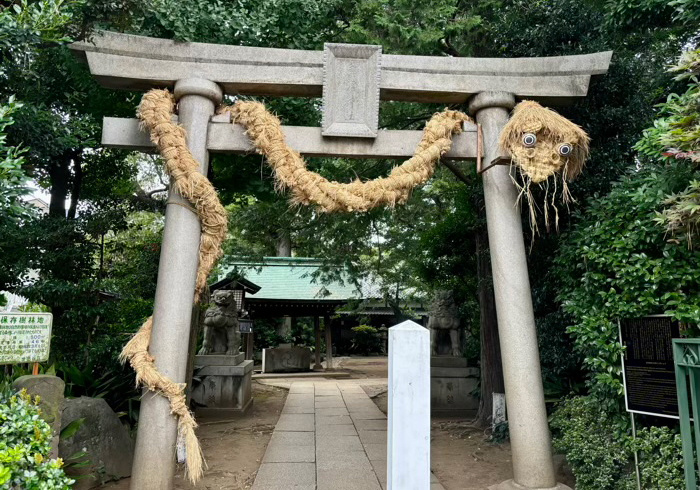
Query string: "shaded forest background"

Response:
xmin=1 ymin=0 xmax=699 ymax=488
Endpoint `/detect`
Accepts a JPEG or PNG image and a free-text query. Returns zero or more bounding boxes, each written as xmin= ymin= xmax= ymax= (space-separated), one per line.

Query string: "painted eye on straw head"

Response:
xmin=522 ymin=133 xmax=537 ymax=147
xmin=558 ymin=143 xmax=573 ymax=156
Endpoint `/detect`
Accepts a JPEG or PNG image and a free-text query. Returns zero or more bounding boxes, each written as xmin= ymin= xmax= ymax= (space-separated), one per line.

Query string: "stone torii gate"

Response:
xmin=70 ymin=31 xmax=611 ymax=490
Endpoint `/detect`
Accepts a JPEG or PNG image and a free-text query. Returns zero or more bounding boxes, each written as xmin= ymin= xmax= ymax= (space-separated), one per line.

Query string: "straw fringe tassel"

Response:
xmin=119 ymin=89 xmax=471 ymax=484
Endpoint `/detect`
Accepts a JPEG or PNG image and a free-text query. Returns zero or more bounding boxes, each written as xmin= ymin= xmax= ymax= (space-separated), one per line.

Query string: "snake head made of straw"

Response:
xmin=498 ymin=100 xmax=590 ymax=184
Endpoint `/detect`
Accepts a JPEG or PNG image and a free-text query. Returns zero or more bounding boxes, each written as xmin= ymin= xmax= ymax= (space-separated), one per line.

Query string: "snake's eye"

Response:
xmin=522 ymin=133 xmax=537 ymax=147
xmin=558 ymin=143 xmax=573 ymax=156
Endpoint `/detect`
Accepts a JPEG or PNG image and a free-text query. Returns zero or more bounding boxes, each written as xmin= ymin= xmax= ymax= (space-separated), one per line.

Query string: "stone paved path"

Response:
xmin=252 ymin=380 xmax=446 ymax=490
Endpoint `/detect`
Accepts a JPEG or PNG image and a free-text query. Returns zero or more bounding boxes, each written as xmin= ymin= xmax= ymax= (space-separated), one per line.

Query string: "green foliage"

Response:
xmin=0 ymin=0 xmax=73 ymax=55
xmin=636 ymin=48 xmax=700 ymax=246
xmin=605 ymin=0 xmax=700 ymax=27
xmin=552 ymin=397 xmax=686 ymax=490
xmin=551 ymin=397 xmax=630 ymax=490
xmin=536 ymin=311 xmax=585 ymax=398
xmin=487 ymin=421 xmax=510 ymax=444
xmin=0 ymin=97 xmax=30 ymax=220
xmin=631 ymin=426 xmax=685 ymax=490
xmin=636 ymin=48 xmax=700 ymax=163
xmin=59 ymin=362 xmax=140 ymax=426
xmin=350 ymin=325 xmax=382 ymax=355
xmin=555 ymin=163 xmax=700 ymax=408
xmin=0 ymin=390 xmax=74 ymax=489
xmin=659 ymin=179 xmax=700 ymax=246
xmin=343 ymin=0 xmax=497 ymax=56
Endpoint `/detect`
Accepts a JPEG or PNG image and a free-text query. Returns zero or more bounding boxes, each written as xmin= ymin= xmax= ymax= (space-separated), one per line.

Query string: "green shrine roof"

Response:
xmin=216 ymin=257 xmax=366 ymax=302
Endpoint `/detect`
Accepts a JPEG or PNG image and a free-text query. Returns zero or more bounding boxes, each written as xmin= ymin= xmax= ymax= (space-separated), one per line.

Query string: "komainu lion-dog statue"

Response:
xmin=198 ymin=290 xmax=241 ymax=356
xmin=428 ymin=290 xmax=461 ymax=357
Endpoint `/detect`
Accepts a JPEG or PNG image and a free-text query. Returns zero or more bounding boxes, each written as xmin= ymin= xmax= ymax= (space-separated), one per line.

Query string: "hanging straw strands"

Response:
xmin=119 ymin=89 xmax=228 ymax=484
xmin=499 ymin=100 xmax=590 ymax=236
xmin=118 ymin=88 xmax=471 ymax=484
xmin=217 ymin=101 xmax=471 ymax=213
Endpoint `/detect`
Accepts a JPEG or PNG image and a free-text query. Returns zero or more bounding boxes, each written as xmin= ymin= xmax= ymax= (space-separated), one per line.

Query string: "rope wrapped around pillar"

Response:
xmin=119 ymin=88 xmax=470 ymax=484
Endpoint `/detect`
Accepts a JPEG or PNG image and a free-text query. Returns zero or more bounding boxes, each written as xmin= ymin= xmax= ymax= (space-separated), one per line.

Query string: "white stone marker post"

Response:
xmin=469 ymin=92 xmax=567 ymax=490
xmin=387 ymin=320 xmax=430 ymax=490
xmin=130 ymin=78 xmax=223 ymax=490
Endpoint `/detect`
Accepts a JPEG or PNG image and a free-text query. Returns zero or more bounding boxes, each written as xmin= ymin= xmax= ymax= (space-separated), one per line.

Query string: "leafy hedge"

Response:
xmin=551 ymin=397 xmax=686 ymax=490
xmin=550 ymin=161 xmax=699 ymax=488
xmin=551 ymin=397 xmax=630 ymax=490
xmin=555 ymin=162 xmax=700 ymax=410
xmin=0 ymin=389 xmax=74 ymax=489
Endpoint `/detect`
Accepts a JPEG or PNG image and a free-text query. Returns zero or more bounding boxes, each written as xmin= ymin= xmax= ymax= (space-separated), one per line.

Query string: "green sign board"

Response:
xmin=0 ymin=312 xmax=53 ymax=364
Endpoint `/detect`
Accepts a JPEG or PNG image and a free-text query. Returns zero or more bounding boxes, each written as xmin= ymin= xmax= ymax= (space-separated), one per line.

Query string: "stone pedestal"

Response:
xmin=191 ymin=354 xmax=253 ymax=414
xmin=262 ymin=346 xmax=311 ymax=373
xmin=430 ymin=357 xmax=479 ymax=416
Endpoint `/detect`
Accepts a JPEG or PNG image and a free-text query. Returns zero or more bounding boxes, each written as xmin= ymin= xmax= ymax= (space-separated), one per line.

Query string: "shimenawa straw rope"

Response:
xmin=120 ymin=88 xmax=471 ymax=483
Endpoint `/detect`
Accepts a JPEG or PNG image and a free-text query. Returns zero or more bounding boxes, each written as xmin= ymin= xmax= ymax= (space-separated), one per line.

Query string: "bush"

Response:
xmin=551 ymin=397 xmax=688 ymax=490
xmin=550 ymin=396 xmax=629 ymax=490
xmin=350 ymin=325 xmax=383 ymax=355
xmin=0 ymin=389 xmax=74 ymax=489
xmin=631 ymin=426 xmax=685 ymax=490
xmin=555 ymin=163 xmax=700 ymax=409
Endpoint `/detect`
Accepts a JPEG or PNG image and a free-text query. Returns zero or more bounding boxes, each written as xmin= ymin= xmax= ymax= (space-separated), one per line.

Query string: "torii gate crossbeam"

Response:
xmin=70 ymin=31 xmax=611 ymax=490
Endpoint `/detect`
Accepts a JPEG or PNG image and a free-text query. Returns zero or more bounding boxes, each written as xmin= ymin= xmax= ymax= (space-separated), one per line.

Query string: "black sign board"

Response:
xmin=239 ymin=319 xmax=253 ymax=334
xmin=620 ymin=316 xmax=681 ymax=419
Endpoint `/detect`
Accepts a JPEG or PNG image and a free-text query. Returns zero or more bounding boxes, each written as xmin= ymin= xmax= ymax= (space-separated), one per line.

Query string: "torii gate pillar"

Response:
xmin=470 ymin=92 xmax=568 ymax=490
xmin=130 ymin=78 xmax=222 ymax=490
xmin=69 ymin=31 xmax=611 ymax=490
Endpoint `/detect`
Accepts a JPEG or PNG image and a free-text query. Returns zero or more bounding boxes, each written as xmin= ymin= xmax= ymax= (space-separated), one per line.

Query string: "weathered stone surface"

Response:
xmin=253 ymin=462 xmax=316 ymax=489
xmin=262 ymin=443 xmax=315 ymax=463
xmin=130 ymin=78 xmax=222 ymax=489
xmin=195 ymin=353 xmax=244 ymax=366
xmin=102 ymin=116 xmax=480 ymax=160
xmin=274 ymin=413 xmax=315 ymax=432
xmin=472 ymin=92 xmax=563 ymax=489
xmin=322 ymin=43 xmax=381 ymax=138
xmin=191 ymin=359 xmax=253 ymax=412
xmin=70 ymin=31 xmax=612 ymax=103
xmin=58 ymin=396 xmax=134 ymax=489
xmin=430 ymin=363 xmax=480 ymax=416
xmin=428 ymin=290 xmax=462 ymax=357
xmin=12 ymin=375 xmax=65 ymax=457
xmin=262 ymin=347 xmax=311 ymax=373
xmin=252 ymin=381 xmax=449 ymax=490
xmin=198 ymin=289 xmax=240 ymax=356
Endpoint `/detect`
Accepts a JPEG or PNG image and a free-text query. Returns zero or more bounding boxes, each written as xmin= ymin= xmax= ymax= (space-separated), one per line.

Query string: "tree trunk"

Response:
xmin=67 ymin=151 xmax=82 ymax=219
xmin=474 ymin=229 xmax=505 ymax=428
xmin=48 ymin=153 xmax=72 ymax=218
xmin=275 ymin=230 xmax=292 ymax=257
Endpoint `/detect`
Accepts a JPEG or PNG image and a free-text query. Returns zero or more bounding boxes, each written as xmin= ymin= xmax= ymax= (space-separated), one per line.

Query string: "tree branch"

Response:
xmin=440 ymin=159 xmax=471 ymax=186
xmin=147 ymin=187 xmax=168 ymax=198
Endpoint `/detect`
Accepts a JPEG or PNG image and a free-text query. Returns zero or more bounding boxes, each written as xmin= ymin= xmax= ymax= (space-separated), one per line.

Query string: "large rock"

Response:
xmin=12 ymin=375 xmax=65 ymax=458
xmin=58 ymin=397 xmax=133 ymax=489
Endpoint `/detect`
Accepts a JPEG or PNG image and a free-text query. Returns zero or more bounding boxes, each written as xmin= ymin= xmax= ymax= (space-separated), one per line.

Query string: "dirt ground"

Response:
xmin=104 ymin=382 xmax=288 ymax=490
xmin=105 ymin=357 xmax=574 ymax=490
xmin=337 ymin=357 xmax=574 ymax=490
xmin=331 ymin=357 xmax=513 ymax=490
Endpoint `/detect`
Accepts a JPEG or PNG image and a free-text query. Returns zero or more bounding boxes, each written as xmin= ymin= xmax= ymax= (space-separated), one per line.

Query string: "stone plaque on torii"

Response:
xmin=71 ymin=31 xmax=611 ymax=490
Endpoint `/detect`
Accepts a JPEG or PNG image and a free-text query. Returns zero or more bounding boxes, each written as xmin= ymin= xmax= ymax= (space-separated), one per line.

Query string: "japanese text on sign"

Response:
xmin=620 ymin=316 xmax=681 ymax=418
xmin=0 ymin=312 xmax=53 ymax=364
